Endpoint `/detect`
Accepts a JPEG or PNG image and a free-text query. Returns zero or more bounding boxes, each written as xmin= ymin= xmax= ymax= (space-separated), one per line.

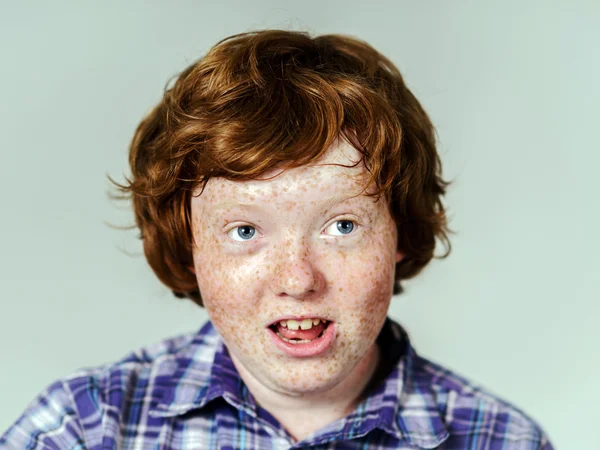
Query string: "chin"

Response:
xmin=271 ymin=374 xmax=345 ymax=397
xmin=270 ymin=355 xmax=362 ymax=394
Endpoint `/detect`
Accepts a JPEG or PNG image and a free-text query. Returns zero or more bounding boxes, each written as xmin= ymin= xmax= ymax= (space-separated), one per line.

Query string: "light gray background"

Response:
xmin=1 ymin=1 xmax=598 ymax=448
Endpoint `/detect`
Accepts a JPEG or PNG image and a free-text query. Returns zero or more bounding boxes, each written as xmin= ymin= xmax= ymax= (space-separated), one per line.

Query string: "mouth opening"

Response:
xmin=269 ymin=320 xmax=331 ymax=341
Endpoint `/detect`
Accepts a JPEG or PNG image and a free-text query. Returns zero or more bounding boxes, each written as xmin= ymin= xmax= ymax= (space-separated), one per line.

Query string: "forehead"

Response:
xmin=195 ymin=140 xmax=371 ymax=202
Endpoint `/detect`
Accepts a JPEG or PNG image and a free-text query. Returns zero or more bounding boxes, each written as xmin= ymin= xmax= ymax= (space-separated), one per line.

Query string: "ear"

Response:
xmin=395 ymin=251 xmax=404 ymax=263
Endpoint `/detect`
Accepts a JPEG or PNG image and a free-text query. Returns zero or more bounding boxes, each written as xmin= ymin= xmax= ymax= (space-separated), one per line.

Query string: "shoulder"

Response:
xmin=0 ymin=323 xmax=215 ymax=449
xmin=408 ymin=352 xmax=554 ymax=449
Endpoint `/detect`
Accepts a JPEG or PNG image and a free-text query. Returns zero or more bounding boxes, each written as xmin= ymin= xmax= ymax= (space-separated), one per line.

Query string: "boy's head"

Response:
xmin=111 ymin=28 xmax=451 ymax=307
xmin=109 ymin=27 xmax=452 ymax=397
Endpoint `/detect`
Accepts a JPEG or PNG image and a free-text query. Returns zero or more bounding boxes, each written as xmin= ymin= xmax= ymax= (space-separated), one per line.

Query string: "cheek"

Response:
xmin=340 ymin=263 xmax=393 ymax=348
xmin=195 ymin=251 xmax=265 ymax=350
xmin=344 ymin=225 xmax=397 ymax=290
xmin=342 ymin=256 xmax=394 ymax=309
xmin=194 ymin=242 xmax=267 ymax=316
xmin=338 ymin=233 xmax=396 ymax=321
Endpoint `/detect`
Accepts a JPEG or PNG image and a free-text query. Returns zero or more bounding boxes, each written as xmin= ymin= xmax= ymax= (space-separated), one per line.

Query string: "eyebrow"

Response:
xmin=320 ymin=194 xmax=365 ymax=207
xmin=209 ymin=194 xmax=366 ymax=212
xmin=209 ymin=200 xmax=262 ymax=212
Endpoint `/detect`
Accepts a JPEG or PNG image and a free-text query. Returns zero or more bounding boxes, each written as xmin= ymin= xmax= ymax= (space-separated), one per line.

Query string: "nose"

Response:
xmin=269 ymin=238 xmax=324 ymax=300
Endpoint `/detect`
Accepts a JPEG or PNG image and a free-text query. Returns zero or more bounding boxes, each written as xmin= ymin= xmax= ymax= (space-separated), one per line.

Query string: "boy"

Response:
xmin=0 ymin=29 xmax=554 ymax=449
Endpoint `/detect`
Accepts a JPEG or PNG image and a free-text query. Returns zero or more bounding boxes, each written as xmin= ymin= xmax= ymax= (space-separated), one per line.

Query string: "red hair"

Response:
xmin=108 ymin=29 xmax=453 ymax=306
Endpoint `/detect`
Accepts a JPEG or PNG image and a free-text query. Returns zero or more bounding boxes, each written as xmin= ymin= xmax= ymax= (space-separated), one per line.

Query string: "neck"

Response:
xmin=230 ymin=343 xmax=381 ymax=442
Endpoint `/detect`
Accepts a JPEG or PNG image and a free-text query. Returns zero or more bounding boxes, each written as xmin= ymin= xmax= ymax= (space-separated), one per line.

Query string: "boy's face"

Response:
xmin=190 ymin=139 xmax=403 ymax=397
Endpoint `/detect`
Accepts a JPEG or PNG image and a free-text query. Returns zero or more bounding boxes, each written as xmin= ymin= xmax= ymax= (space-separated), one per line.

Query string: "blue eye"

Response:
xmin=326 ymin=220 xmax=356 ymax=236
xmin=337 ymin=220 xmax=354 ymax=234
xmin=228 ymin=225 xmax=257 ymax=241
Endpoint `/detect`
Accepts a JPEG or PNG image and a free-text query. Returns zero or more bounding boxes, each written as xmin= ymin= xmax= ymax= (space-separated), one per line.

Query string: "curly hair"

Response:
xmin=108 ymin=28 xmax=453 ymax=307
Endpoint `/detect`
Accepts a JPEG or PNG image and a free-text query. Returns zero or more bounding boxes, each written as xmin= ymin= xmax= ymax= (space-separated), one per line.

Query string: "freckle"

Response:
xmin=338 ymin=287 xmax=343 ymax=292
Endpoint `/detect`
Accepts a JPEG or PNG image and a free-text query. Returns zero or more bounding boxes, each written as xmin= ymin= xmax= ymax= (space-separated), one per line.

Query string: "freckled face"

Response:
xmin=190 ymin=139 xmax=402 ymax=396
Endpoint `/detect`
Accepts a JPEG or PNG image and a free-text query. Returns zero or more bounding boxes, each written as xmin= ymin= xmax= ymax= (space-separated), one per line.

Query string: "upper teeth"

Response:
xmin=280 ymin=318 xmax=326 ymax=330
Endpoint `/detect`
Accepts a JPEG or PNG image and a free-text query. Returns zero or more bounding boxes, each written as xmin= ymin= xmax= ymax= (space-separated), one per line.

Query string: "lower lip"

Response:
xmin=266 ymin=322 xmax=337 ymax=357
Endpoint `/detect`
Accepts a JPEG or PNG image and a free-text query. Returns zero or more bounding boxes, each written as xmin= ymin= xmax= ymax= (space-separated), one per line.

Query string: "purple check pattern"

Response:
xmin=1 ymin=318 xmax=554 ymax=449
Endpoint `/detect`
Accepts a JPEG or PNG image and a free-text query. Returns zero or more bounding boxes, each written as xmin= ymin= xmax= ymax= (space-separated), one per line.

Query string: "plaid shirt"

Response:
xmin=1 ymin=318 xmax=554 ymax=449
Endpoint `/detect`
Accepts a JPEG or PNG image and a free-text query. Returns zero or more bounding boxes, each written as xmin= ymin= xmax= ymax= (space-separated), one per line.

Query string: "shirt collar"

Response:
xmin=298 ymin=319 xmax=450 ymax=448
xmin=149 ymin=321 xmax=259 ymax=419
xmin=149 ymin=318 xmax=450 ymax=448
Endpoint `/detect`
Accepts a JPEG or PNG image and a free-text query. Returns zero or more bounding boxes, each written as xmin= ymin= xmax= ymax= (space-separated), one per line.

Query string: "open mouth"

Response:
xmin=268 ymin=318 xmax=331 ymax=344
xmin=266 ymin=318 xmax=336 ymax=357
